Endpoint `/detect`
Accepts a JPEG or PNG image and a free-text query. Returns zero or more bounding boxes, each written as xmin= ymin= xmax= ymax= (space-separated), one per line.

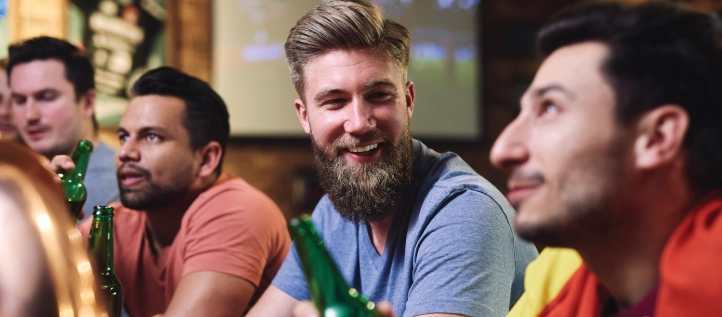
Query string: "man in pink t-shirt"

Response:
xmin=55 ymin=67 xmax=290 ymax=317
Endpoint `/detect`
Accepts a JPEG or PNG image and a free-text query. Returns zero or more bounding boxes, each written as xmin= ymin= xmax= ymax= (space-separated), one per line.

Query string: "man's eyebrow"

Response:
xmin=531 ymin=84 xmax=575 ymax=99
xmin=10 ymin=88 xmax=56 ymax=99
xmin=33 ymin=88 xmax=58 ymax=95
xmin=139 ymin=126 xmax=170 ymax=134
xmin=313 ymin=88 xmax=346 ymax=102
xmin=116 ymin=126 xmax=171 ymax=135
xmin=364 ymin=79 xmax=396 ymax=90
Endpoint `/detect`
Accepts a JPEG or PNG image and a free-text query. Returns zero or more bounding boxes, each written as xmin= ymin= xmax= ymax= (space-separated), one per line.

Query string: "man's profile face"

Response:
xmin=295 ymin=49 xmax=415 ymax=223
xmin=10 ymin=60 xmax=91 ymax=157
xmin=490 ymin=42 xmax=636 ymax=246
xmin=116 ymin=95 xmax=198 ymax=211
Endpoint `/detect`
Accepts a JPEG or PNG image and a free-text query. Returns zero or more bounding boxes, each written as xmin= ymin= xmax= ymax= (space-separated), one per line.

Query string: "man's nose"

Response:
xmin=23 ymin=100 xmax=42 ymax=122
xmin=490 ymin=117 xmax=530 ymax=170
xmin=344 ymin=99 xmax=376 ymax=135
xmin=117 ymin=139 xmax=140 ymax=163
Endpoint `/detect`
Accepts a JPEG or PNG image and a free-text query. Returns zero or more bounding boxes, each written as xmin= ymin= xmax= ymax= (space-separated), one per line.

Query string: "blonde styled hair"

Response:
xmin=284 ymin=0 xmax=411 ymax=95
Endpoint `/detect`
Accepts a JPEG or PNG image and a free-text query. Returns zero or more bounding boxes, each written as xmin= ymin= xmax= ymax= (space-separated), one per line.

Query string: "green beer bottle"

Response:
xmin=88 ymin=205 xmax=124 ymax=317
xmin=59 ymin=139 xmax=93 ymax=220
xmin=289 ymin=214 xmax=380 ymax=317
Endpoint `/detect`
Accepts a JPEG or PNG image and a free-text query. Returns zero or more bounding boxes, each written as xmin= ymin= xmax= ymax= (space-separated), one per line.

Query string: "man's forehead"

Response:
xmin=121 ymin=95 xmax=186 ymax=127
xmin=9 ymin=59 xmax=70 ymax=89
xmin=524 ymin=42 xmax=611 ymax=100
xmin=304 ymin=50 xmax=404 ymax=80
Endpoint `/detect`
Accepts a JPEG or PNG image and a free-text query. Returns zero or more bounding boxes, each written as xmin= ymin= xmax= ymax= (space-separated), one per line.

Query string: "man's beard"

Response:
xmin=117 ymin=163 xmax=192 ymax=211
xmin=312 ymin=127 xmax=413 ymax=224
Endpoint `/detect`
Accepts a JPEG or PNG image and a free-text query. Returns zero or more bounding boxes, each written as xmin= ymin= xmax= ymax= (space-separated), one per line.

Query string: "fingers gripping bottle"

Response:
xmin=60 ymin=139 xmax=93 ymax=220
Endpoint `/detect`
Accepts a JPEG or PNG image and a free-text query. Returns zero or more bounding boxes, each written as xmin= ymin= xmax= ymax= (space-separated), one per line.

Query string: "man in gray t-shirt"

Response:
xmin=247 ymin=1 xmax=537 ymax=316
xmin=272 ymin=140 xmax=537 ymax=317
xmin=8 ymin=36 xmax=119 ymax=222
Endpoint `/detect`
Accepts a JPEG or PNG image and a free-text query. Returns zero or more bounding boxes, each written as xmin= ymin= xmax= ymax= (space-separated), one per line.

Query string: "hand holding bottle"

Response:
xmin=46 ymin=140 xmax=93 ymax=221
xmin=47 ymin=154 xmax=75 ymax=181
xmin=46 ymin=155 xmax=86 ymax=221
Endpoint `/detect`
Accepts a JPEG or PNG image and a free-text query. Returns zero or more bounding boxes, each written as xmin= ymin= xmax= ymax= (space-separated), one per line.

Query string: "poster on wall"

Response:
xmin=69 ymin=0 xmax=166 ymax=126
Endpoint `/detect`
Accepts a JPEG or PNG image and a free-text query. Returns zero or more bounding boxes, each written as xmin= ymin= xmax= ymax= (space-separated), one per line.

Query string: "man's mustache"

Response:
xmin=508 ymin=171 xmax=545 ymax=186
xmin=117 ymin=163 xmax=152 ymax=180
xmin=331 ymin=129 xmax=389 ymax=150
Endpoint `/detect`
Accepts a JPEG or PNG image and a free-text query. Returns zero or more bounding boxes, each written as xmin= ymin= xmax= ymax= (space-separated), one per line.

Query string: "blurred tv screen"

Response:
xmin=213 ymin=0 xmax=480 ymax=140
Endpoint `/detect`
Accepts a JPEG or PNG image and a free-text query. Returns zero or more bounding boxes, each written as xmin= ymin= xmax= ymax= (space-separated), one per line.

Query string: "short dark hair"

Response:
xmin=538 ymin=0 xmax=722 ymax=195
xmin=8 ymin=36 xmax=95 ymax=100
xmin=131 ymin=67 xmax=230 ymax=174
xmin=8 ymin=36 xmax=97 ymax=130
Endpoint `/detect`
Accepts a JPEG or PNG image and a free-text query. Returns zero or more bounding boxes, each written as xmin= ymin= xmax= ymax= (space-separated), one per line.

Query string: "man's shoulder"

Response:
xmin=197 ymin=172 xmax=270 ymax=204
xmin=88 ymin=142 xmax=116 ymax=165
xmin=413 ymin=141 xmax=510 ymax=214
xmin=413 ymin=139 xmax=492 ymax=191
xmin=185 ymin=172 xmax=285 ymax=225
xmin=86 ymin=142 xmax=117 ymax=177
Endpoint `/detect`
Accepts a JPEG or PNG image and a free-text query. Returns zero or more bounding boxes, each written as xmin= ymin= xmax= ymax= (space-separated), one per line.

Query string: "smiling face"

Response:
xmin=295 ymin=49 xmax=415 ymax=223
xmin=10 ymin=60 xmax=93 ymax=157
xmin=116 ymin=95 xmax=199 ymax=211
xmin=490 ymin=42 xmax=637 ymax=246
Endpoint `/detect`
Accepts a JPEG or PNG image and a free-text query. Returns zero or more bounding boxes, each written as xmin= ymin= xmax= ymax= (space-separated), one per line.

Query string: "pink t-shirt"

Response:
xmin=80 ymin=172 xmax=290 ymax=317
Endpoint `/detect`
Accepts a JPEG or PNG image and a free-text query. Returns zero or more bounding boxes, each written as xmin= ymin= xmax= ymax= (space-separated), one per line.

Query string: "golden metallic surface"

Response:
xmin=0 ymin=140 xmax=107 ymax=316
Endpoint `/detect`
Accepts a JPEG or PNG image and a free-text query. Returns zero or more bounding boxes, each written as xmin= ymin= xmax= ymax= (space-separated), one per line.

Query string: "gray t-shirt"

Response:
xmin=79 ymin=141 xmax=119 ymax=223
xmin=272 ymin=139 xmax=538 ymax=317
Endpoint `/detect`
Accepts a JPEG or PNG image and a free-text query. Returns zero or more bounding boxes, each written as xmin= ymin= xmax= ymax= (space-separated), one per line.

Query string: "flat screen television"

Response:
xmin=213 ymin=0 xmax=480 ymax=140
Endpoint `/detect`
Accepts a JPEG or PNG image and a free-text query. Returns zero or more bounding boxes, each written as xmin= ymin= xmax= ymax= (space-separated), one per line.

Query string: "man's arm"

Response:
xmin=160 ymin=271 xmax=256 ymax=317
xmin=246 ymin=285 xmax=299 ymax=317
xmin=404 ymin=190 xmax=521 ymax=317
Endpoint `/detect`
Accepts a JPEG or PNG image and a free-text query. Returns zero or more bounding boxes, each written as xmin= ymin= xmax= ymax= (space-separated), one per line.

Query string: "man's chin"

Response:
xmin=514 ymin=218 xmax=570 ymax=247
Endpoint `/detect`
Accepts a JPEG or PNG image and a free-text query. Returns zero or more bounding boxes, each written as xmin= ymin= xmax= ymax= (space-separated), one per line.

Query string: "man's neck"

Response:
xmin=367 ymin=209 xmax=397 ymax=255
xmin=575 ymin=174 xmax=692 ymax=310
xmin=144 ymin=174 xmax=220 ymax=255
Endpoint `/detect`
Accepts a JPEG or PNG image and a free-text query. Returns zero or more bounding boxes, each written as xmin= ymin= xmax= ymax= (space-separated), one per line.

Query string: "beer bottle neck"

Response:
xmin=88 ymin=215 xmax=115 ymax=274
xmin=290 ymin=216 xmax=377 ymax=314
xmin=70 ymin=145 xmax=92 ymax=181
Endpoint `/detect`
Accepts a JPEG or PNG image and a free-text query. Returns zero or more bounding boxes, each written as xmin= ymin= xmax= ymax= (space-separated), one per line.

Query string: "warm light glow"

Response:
xmin=59 ymin=304 xmax=74 ymax=317
xmin=35 ymin=214 xmax=52 ymax=230
xmin=68 ymin=228 xmax=83 ymax=243
xmin=77 ymin=261 xmax=92 ymax=274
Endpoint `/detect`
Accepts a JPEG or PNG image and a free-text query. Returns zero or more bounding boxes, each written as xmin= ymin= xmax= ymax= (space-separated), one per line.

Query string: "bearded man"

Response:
xmin=247 ymin=1 xmax=538 ymax=317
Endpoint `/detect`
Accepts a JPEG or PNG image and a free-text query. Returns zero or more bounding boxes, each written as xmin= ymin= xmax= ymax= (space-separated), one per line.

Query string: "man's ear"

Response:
xmin=405 ymin=81 xmax=415 ymax=119
xmin=80 ymin=89 xmax=97 ymax=119
xmin=196 ymin=141 xmax=223 ymax=178
xmin=295 ymin=99 xmax=311 ymax=135
xmin=634 ymin=105 xmax=689 ymax=170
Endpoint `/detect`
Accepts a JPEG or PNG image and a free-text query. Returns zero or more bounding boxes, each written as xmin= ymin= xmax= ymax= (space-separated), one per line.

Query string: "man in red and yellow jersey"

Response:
xmin=491 ymin=1 xmax=722 ymax=316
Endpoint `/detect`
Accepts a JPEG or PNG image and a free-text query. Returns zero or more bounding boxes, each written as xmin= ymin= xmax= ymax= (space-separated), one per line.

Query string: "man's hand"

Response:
xmin=47 ymin=155 xmax=75 ymax=181
xmin=292 ymin=301 xmax=396 ymax=317
xmin=47 ymin=155 xmax=85 ymax=220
